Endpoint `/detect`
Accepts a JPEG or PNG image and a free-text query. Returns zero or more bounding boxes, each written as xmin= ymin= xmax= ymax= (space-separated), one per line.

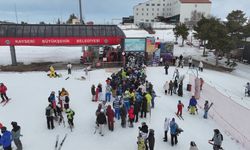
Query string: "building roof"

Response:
xmin=180 ymin=0 xmax=211 ymax=3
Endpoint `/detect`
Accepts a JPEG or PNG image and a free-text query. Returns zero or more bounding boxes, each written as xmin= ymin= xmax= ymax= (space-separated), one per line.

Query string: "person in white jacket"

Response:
xmin=163 ymin=117 xmax=170 ymax=142
xmin=67 ymin=62 xmax=72 ymax=75
xmin=164 ymin=81 xmax=169 ymax=95
xmin=199 ymin=61 xmax=203 ymax=72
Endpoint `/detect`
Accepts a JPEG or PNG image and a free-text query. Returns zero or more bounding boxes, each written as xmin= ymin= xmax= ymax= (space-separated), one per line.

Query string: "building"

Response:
xmin=133 ymin=0 xmax=211 ymax=25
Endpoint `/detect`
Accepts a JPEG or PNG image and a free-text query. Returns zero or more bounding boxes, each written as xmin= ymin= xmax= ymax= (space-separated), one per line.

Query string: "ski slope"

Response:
xmin=0 ymin=67 xmax=244 ymax=150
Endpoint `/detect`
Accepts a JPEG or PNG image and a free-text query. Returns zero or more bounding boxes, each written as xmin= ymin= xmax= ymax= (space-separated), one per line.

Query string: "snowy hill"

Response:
xmin=0 ymin=67 xmax=244 ymax=150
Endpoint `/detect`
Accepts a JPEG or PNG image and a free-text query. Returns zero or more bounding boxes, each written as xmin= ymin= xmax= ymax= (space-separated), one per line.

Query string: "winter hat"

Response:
xmin=172 ymin=118 xmax=175 ymax=121
xmin=11 ymin=121 xmax=17 ymax=126
xmin=1 ymin=126 xmax=6 ymax=132
xmin=190 ymin=141 xmax=196 ymax=146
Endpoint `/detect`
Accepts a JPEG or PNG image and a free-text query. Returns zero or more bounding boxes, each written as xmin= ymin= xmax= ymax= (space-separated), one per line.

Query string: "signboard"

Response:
xmin=124 ymin=38 xmax=146 ymax=52
xmin=0 ymin=37 xmax=122 ymax=46
xmin=160 ymin=42 xmax=174 ymax=54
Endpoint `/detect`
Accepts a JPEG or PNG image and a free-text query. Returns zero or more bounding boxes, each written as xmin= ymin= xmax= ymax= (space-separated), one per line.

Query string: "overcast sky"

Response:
xmin=0 ymin=0 xmax=249 ymax=24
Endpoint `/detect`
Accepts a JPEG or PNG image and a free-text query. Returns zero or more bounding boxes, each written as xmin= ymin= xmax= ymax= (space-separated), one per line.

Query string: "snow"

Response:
xmin=0 ymin=67 xmax=245 ymax=150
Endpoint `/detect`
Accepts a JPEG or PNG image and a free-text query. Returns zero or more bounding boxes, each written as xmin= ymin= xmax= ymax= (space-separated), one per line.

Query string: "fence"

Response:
xmin=189 ymin=74 xmax=250 ymax=150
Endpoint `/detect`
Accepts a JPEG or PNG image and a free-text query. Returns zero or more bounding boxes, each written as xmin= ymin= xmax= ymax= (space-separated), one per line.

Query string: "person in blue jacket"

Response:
xmin=0 ymin=126 xmax=12 ymax=150
xmin=189 ymin=96 xmax=197 ymax=115
xmin=170 ymin=118 xmax=178 ymax=146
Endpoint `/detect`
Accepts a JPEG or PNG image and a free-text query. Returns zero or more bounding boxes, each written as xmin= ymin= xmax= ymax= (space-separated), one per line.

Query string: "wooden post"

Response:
xmin=10 ymin=46 xmax=17 ymax=66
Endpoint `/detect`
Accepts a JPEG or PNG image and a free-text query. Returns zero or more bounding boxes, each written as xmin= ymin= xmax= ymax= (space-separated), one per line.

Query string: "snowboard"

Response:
xmin=65 ymin=77 xmax=70 ymax=80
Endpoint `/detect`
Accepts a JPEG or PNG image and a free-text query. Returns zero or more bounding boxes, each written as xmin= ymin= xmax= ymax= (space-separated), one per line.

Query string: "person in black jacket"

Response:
xmin=164 ymin=63 xmax=169 ymax=75
xmin=173 ymin=79 xmax=178 ymax=94
xmin=177 ymin=81 xmax=183 ymax=97
xmin=96 ymin=109 xmax=107 ymax=136
xmin=140 ymin=95 xmax=147 ymax=118
xmin=147 ymin=129 xmax=155 ymax=150
xmin=120 ymin=104 xmax=127 ymax=128
xmin=168 ymin=80 xmax=173 ymax=96
xmin=91 ymin=85 xmax=96 ymax=101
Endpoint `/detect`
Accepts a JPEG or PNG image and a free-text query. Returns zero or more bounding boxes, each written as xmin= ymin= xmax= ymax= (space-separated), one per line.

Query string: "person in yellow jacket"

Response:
xmin=129 ymin=89 xmax=136 ymax=104
xmin=137 ymin=134 xmax=146 ymax=150
xmin=145 ymin=92 xmax=152 ymax=112
xmin=49 ymin=66 xmax=56 ymax=78
xmin=121 ymin=69 xmax=127 ymax=79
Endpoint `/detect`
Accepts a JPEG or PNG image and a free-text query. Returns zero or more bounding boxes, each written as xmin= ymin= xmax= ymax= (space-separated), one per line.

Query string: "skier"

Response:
xmin=105 ymin=84 xmax=112 ymax=102
xmin=128 ymin=105 xmax=135 ymax=127
xmin=67 ymin=62 xmax=72 ymax=75
xmin=113 ymin=96 xmax=121 ymax=120
xmin=163 ymin=117 xmax=170 ymax=142
xmin=163 ymin=81 xmax=169 ymax=95
xmin=147 ymin=129 xmax=155 ymax=150
xmin=0 ymin=126 xmax=12 ymax=150
xmin=199 ymin=61 xmax=203 ymax=72
xmin=96 ymin=109 xmax=107 ymax=136
xmin=11 ymin=122 xmax=22 ymax=150
xmin=189 ymin=96 xmax=197 ymax=115
xmin=0 ymin=83 xmax=9 ymax=103
xmin=45 ymin=104 xmax=54 ymax=130
xmin=177 ymin=81 xmax=183 ymax=97
xmin=137 ymin=133 xmax=146 ymax=150
xmin=189 ymin=141 xmax=199 ymax=150
xmin=168 ymin=80 xmax=173 ymax=96
xmin=91 ymin=85 xmax=96 ymax=101
xmin=120 ymin=104 xmax=127 ymax=128
xmin=164 ymin=63 xmax=169 ymax=75
xmin=106 ymin=105 xmax=115 ymax=131
xmin=209 ymin=129 xmax=223 ymax=150
xmin=176 ymin=100 xmax=184 ymax=117
xmin=170 ymin=118 xmax=178 ymax=146
xmin=188 ymin=57 xmax=193 ymax=68
xmin=200 ymin=78 xmax=204 ymax=91
xmin=66 ymin=108 xmax=75 ymax=129
xmin=48 ymin=91 xmax=56 ymax=109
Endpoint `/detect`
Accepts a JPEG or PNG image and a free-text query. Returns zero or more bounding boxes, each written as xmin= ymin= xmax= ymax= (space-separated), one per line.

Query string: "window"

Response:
xmin=146 ymin=4 xmax=149 ymax=6
xmin=147 ymin=8 xmax=149 ymax=11
xmin=157 ymin=4 xmax=160 ymax=6
xmin=163 ymin=4 xmax=165 ymax=6
xmin=136 ymin=8 xmax=138 ymax=11
xmin=146 ymin=13 xmax=148 ymax=16
xmin=16 ymin=26 xmax=23 ymax=37
xmin=151 ymin=19 xmax=154 ymax=22
xmin=79 ymin=26 xmax=87 ymax=36
xmin=142 ymin=13 xmax=144 ymax=16
xmin=152 ymin=8 xmax=154 ymax=11
xmin=73 ymin=26 xmax=80 ymax=36
xmin=44 ymin=26 xmax=52 ymax=37
xmin=136 ymin=13 xmax=139 ymax=16
xmin=142 ymin=8 xmax=144 ymax=11
xmin=52 ymin=26 xmax=60 ymax=37
xmin=157 ymin=8 xmax=159 ymax=11
xmin=66 ymin=26 xmax=73 ymax=37
xmin=7 ymin=25 xmax=16 ymax=37
xmin=157 ymin=13 xmax=159 ymax=16
xmin=37 ymin=26 xmax=45 ymax=37
xmin=151 ymin=3 xmax=155 ymax=6
xmin=30 ymin=26 xmax=37 ymax=37
xmin=163 ymin=8 xmax=165 ymax=11
xmin=152 ymin=13 xmax=154 ymax=16
xmin=146 ymin=19 xmax=149 ymax=22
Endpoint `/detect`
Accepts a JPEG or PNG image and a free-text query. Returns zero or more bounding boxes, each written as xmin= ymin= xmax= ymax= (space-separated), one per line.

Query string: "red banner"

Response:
xmin=0 ymin=37 xmax=123 ymax=46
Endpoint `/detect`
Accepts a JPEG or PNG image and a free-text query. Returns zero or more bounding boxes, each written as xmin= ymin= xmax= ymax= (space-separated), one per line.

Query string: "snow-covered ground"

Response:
xmin=0 ymin=67 xmax=245 ymax=150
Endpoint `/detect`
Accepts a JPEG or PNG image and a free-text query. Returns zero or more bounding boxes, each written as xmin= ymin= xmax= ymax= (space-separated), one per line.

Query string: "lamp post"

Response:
xmin=79 ymin=0 xmax=84 ymax=24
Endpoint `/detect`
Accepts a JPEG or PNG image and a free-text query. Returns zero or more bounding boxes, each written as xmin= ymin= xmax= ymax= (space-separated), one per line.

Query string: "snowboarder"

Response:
xmin=67 ymin=62 xmax=72 ymax=75
xmin=96 ymin=109 xmax=107 ymax=136
xmin=147 ymin=129 xmax=155 ymax=150
xmin=105 ymin=84 xmax=112 ymax=102
xmin=163 ymin=81 xmax=169 ymax=95
xmin=128 ymin=105 xmax=135 ymax=127
xmin=45 ymin=104 xmax=54 ymax=130
xmin=189 ymin=141 xmax=199 ymax=150
xmin=0 ymin=126 xmax=12 ymax=150
xmin=163 ymin=117 xmax=170 ymax=142
xmin=188 ymin=57 xmax=193 ymax=68
xmin=91 ymin=85 xmax=96 ymax=101
xmin=66 ymin=108 xmax=75 ymax=129
xmin=137 ymin=133 xmax=146 ymax=150
xmin=170 ymin=118 xmax=178 ymax=146
xmin=120 ymin=104 xmax=127 ymax=128
xmin=176 ymin=100 xmax=184 ymax=117
xmin=199 ymin=61 xmax=203 ymax=72
xmin=11 ymin=122 xmax=22 ymax=150
xmin=0 ymin=83 xmax=9 ymax=103
xmin=168 ymin=80 xmax=173 ymax=96
xmin=189 ymin=96 xmax=197 ymax=115
xmin=106 ymin=105 xmax=115 ymax=131
xmin=209 ymin=129 xmax=223 ymax=150
xmin=164 ymin=63 xmax=169 ymax=75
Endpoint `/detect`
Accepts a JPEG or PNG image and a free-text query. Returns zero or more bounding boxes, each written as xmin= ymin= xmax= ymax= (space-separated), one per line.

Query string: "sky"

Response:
xmin=0 ymin=0 xmax=249 ymax=24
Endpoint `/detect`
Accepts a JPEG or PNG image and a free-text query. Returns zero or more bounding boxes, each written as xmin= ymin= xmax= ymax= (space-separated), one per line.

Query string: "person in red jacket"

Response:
xmin=106 ymin=105 xmax=115 ymax=131
xmin=128 ymin=105 xmax=135 ymax=128
xmin=95 ymin=86 xmax=99 ymax=102
xmin=176 ymin=100 xmax=184 ymax=117
xmin=0 ymin=83 xmax=9 ymax=103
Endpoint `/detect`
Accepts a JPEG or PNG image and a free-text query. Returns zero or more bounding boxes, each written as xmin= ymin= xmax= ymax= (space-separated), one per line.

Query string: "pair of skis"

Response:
xmin=55 ymin=134 xmax=68 ymax=150
xmin=1 ymin=98 xmax=11 ymax=106
xmin=175 ymin=113 xmax=184 ymax=120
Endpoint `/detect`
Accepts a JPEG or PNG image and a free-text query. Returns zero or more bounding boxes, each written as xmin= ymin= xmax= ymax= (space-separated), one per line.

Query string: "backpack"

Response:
xmin=65 ymin=96 xmax=70 ymax=103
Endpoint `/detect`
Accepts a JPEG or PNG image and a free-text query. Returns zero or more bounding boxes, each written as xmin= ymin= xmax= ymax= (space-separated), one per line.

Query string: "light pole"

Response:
xmin=79 ymin=0 xmax=84 ymax=24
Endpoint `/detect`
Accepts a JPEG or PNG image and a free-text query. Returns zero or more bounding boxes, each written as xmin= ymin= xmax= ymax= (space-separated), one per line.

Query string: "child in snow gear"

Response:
xmin=45 ymin=104 xmax=54 ymax=130
xmin=11 ymin=122 xmax=22 ymax=150
xmin=67 ymin=62 xmax=72 ymax=75
xmin=147 ymin=129 xmax=155 ymax=150
xmin=0 ymin=83 xmax=9 ymax=103
xmin=91 ymin=85 xmax=96 ymax=101
xmin=128 ymin=105 xmax=135 ymax=127
xmin=170 ymin=118 xmax=178 ymax=146
xmin=163 ymin=118 xmax=170 ymax=142
xmin=137 ymin=133 xmax=146 ymax=150
xmin=209 ymin=129 xmax=223 ymax=150
xmin=66 ymin=108 xmax=75 ymax=129
xmin=176 ymin=101 xmax=184 ymax=117
xmin=189 ymin=141 xmax=199 ymax=150
xmin=0 ymin=126 xmax=12 ymax=150
xmin=96 ymin=109 xmax=107 ymax=136
xmin=189 ymin=96 xmax=197 ymax=115
xmin=106 ymin=105 xmax=115 ymax=131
